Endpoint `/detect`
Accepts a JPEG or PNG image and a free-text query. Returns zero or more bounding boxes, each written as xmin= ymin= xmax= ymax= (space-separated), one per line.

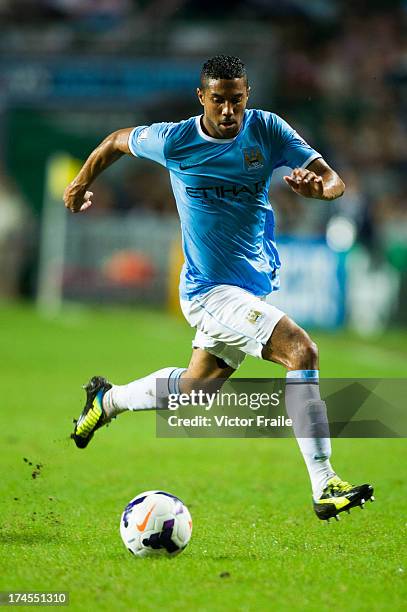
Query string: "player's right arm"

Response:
xmin=63 ymin=128 xmax=132 ymax=213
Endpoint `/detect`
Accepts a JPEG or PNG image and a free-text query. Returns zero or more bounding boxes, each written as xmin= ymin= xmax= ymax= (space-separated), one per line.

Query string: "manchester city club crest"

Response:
xmin=242 ymin=147 xmax=265 ymax=171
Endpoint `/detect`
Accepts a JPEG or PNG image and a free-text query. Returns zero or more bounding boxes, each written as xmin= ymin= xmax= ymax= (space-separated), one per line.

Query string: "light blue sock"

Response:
xmin=168 ymin=368 xmax=186 ymax=395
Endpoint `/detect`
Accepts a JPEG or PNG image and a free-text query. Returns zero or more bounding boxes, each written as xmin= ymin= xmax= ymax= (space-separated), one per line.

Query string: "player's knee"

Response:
xmin=262 ymin=319 xmax=318 ymax=370
xmin=289 ymin=336 xmax=318 ymax=370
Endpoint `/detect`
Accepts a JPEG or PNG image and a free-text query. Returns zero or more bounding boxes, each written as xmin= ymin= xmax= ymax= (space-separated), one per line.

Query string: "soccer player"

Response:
xmin=64 ymin=55 xmax=374 ymax=521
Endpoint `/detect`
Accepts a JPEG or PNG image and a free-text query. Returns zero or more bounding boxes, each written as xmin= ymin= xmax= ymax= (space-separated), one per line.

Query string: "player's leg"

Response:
xmin=72 ymin=286 xmax=243 ymax=448
xmin=104 ymin=347 xmax=234 ymax=413
xmin=179 ymin=348 xmax=235 ymax=392
xmin=72 ymin=348 xmax=235 ymax=448
xmin=262 ymin=316 xmax=333 ymax=497
xmin=262 ymin=316 xmax=374 ymax=520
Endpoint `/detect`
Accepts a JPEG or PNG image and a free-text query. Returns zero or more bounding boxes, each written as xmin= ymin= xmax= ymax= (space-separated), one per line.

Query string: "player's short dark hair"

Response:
xmin=200 ymin=55 xmax=248 ymax=88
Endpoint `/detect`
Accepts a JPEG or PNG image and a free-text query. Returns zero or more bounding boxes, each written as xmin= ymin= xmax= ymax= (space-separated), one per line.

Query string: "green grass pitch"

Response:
xmin=0 ymin=304 xmax=406 ymax=611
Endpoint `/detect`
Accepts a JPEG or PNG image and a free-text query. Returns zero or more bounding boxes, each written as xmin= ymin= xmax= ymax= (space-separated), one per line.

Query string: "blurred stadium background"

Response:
xmin=0 ymin=0 xmax=406 ymax=335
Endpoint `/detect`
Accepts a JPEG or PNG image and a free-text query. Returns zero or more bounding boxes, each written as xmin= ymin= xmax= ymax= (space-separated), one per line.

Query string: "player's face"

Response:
xmin=197 ymin=78 xmax=250 ymax=139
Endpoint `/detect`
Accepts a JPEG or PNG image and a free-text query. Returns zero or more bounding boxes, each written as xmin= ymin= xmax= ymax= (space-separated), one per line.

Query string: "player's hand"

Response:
xmin=284 ymin=168 xmax=324 ymax=199
xmin=63 ymin=181 xmax=93 ymax=213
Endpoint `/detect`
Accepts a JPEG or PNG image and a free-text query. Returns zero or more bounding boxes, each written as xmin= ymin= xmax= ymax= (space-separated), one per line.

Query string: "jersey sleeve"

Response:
xmin=128 ymin=122 xmax=174 ymax=167
xmin=269 ymin=114 xmax=321 ymax=170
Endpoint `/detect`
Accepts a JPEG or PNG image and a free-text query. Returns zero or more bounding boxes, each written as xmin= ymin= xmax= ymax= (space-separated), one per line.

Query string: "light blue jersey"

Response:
xmin=128 ymin=109 xmax=321 ymax=300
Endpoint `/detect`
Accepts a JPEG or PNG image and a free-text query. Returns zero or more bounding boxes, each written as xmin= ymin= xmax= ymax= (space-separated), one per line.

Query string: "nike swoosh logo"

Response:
xmin=136 ymin=504 xmax=156 ymax=531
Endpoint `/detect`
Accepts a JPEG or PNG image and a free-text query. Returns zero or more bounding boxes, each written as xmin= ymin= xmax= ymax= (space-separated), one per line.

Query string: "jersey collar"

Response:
xmin=195 ymin=115 xmax=240 ymax=143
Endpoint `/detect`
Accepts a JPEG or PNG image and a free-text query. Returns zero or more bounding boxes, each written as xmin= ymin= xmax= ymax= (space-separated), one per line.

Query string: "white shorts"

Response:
xmin=180 ymin=285 xmax=285 ymax=370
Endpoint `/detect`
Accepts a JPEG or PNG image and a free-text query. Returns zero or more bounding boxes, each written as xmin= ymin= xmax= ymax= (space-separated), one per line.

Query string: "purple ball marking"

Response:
xmin=122 ymin=495 xmax=146 ymax=527
xmin=163 ymin=519 xmax=175 ymax=530
xmin=156 ymin=491 xmax=185 ymax=504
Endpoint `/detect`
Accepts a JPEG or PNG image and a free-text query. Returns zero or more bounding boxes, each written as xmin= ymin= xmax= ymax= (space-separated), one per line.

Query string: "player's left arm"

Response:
xmin=284 ymin=158 xmax=345 ymax=201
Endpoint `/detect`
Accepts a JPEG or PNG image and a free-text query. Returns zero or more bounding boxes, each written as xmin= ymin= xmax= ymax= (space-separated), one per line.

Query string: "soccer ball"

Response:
xmin=120 ymin=490 xmax=192 ymax=557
